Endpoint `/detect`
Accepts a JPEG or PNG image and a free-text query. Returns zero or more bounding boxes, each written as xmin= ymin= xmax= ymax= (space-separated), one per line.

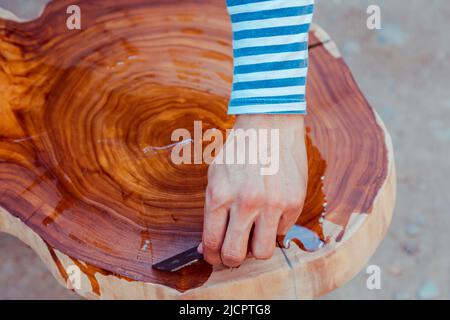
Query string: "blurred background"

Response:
xmin=0 ymin=0 xmax=448 ymax=299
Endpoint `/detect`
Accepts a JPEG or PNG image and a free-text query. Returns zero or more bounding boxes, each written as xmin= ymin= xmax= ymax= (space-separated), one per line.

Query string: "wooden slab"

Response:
xmin=0 ymin=0 xmax=396 ymax=299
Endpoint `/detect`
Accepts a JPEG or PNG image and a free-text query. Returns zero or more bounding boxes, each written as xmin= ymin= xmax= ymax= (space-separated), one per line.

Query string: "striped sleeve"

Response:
xmin=226 ymin=0 xmax=315 ymax=115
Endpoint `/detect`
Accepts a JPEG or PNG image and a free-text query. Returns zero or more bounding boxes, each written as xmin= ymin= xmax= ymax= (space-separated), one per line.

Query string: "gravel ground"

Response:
xmin=0 ymin=0 xmax=449 ymax=300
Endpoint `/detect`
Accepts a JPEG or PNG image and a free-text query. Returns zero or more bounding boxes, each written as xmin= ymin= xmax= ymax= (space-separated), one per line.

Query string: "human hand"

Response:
xmin=198 ymin=114 xmax=308 ymax=267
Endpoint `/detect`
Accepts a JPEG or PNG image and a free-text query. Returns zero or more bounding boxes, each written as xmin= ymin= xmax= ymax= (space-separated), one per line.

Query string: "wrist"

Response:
xmin=235 ymin=114 xmax=305 ymax=130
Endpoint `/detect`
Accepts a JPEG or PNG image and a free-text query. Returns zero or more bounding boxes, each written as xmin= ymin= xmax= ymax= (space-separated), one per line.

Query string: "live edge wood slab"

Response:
xmin=0 ymin=0 xmax=396 ymax=299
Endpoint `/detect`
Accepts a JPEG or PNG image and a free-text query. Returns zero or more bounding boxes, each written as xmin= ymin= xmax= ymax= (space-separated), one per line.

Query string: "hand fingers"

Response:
xmin=277 ymin=213 xmax=292 ymax=235
xmin=202 ymin=187 xmax=230 ymax=265
xmin=251 ymin=211 xmax=281 ymax=259
xmin=277 ymin=206 xmax=302 ymax=235
xmin=202 ymin=206 xmax=228 ymax=265
xmin=221 ymin=204 xmax=256 ymax=267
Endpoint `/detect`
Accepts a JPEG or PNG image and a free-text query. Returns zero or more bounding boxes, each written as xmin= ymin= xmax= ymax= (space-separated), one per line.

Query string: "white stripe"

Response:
xmin=232 ymin=14 xmax=313 ymax=32
xmin=228 ymin=0 xmax=314 ymax=15
xmin=233 ymin=67 xmax=307 ymax=82
xmin=228 ymin=102 xmax=307 ymax=115
xmin=233 ymin=33 xmax=309 ymax=49
xmin=231 ymin=86 xmax=306 ymax=99
xmin=234 ymin=50 xmax=307 ymax=66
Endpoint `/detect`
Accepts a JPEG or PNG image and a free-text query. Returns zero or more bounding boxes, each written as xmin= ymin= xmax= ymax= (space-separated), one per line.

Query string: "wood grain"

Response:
xmin=0 ymin=0 xmax=395 ymax=299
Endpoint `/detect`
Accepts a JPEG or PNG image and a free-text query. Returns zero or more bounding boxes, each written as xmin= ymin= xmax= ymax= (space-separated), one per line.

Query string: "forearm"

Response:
xmin=226 ymin=0 xmax=315 ymax=115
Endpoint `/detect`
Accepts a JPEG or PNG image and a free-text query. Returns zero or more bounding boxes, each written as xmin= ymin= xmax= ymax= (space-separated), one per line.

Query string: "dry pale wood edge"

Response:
xmin=0 ymin=111 xmax=396 ymax=300
xmin=0 ymin=22 xmax=395 ymax=299
xmin=310 ymin=23 xmax=341 ymax=58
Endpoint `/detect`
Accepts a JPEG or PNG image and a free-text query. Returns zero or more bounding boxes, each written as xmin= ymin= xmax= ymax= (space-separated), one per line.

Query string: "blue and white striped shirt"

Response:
xmin=226 ymin=0 xmax=315 ymax=115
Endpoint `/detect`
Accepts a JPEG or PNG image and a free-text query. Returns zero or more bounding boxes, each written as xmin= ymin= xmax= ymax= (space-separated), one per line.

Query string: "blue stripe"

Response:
xmin=234 ymin=24 xmax=310 ymax=40
xmin=233 ymin=77 xmax=306 ymax=91
xmin=230 ymin=94 xmax=305 ymax=106
xmin=234 ymin=59 xmax=308 ymax=74
xmin=227 ymin=0 xmax=272 ymax=7
xmin=265 ymin=110 xmax=307 ymax=114
xmin=228 ymin=107 xmax=307 ymax=115
xmin=234 ymin=42 xmax=307 ymax=57
xmin=231 ymin=5 xmax=314 ymax=23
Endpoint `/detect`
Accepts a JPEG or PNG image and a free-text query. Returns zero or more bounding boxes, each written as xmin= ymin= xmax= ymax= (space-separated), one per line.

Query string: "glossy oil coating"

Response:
xmin=0 ymin=0 xmax=387 ymax=292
